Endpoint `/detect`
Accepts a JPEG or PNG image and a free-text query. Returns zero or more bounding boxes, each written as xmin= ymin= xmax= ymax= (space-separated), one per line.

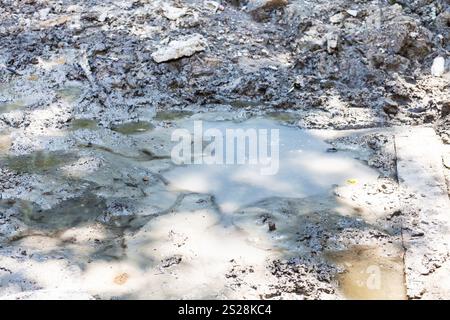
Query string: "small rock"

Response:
xmin=152 ymin=34 xmax=207 ymax=63
xmin=38 ymin=8 xmax=51 ymax=20
xmin=326 ymin=147 xmax=338 ymax=153
xmin=66 ymin=5 xmax=82 ymax=13
xmin=268 ymin=221 xmax=276 ymax=232
xmin=247 ymin=0 xmax=288 ymax=21
xmin=383 ymin=98 xmax=399 ymax=115
xmin=162 ymin=4 xmax=188 ymax=21
xmin=329 ymin=13 xmax=345 ymax=24
xmin=326 ymin=33 xmax=339 ymax=54
xmin=412 ymin=231 xmax=425 ymax=237
xmin=431 ymin=56 xmax=445 ymax=77
xmin=246 ymin=0 xmax=288 ymax=11
xmin=441 ymin=102 xmax=450 ymax=118
xmin=346 ymin=10 xmax=358 ymax=17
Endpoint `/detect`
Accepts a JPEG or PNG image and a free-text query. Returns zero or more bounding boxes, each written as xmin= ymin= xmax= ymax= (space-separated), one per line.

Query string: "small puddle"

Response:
xmin=0 ymin=133 xmax=12 ymax=154
xmin=57 ymin=86 xmax=83 ymax=103
xmin=327 ymin=246 xmax=406 ymax=300
xmin=2 ymin=151 xmax=78 ymax=173
xmin=70 ymin=119 xmax=99 ymax=130
xmin=18 ymin=193 xmax=107 ymax=231
xmin=154 ymin=111 xmax=193 ymax=121
xmin=111 ymin=121 xmax=154 ymax=135
xmin=266 ymin=111 xmax=298 ymax=124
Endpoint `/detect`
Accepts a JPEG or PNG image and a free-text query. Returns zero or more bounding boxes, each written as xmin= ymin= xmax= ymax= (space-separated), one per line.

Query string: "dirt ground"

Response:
xmin=1 ymin=0 xmax=450 ymax=300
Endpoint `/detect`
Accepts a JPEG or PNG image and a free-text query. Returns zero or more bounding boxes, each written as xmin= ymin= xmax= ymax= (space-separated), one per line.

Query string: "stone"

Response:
xmin=38 ymin=8 xmax=51 ymax=20
xmin=268 ymin=221 xmax=276 ymax=232
xmin=162 ymin=4 xmax=188 ymax=21
xmin=383 ymin=98 xmax=399 ymax=115
xmin=330 ymin=13 xmax=345 ymax=24
xmin=246 ymin=0 xmax=288 ymax=21
xmin=326 ymin=33 xmax=339 ymax=53
xmin=431 ymin=56 xmax=445 ymax=77
xmin=151 ymin=34 xmax=207 ymax=63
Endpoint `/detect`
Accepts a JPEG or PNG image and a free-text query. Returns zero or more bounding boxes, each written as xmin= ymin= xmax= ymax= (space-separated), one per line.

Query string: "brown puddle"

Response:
xmin=0 ymin=133 xmax=12 ymax=154
xmin=327 ymin=246 xmax=406 ymax=300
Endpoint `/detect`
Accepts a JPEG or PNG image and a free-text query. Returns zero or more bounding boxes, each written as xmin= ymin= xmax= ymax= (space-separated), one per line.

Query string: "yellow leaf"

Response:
xmin=346 ymin=178 xmax=358 ymax=185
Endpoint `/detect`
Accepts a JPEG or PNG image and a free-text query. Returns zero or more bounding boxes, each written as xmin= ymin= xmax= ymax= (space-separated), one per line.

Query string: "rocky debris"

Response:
xmin=151 ymin=34 xmax=207 ymax=63
xmin=265 ymin=257 xmax=337 ymax=299
xmin=161 ymin=255 xmax=183 ymax=268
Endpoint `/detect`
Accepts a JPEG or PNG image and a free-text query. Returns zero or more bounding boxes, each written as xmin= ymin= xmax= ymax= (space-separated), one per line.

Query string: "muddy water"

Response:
xmin=111 ymin=121 xmax=154 ymax=135
xmin=2 ymin=151 xmax=78 ymax=173
xmin=327 ymin=246 xmax=406 ymax=300
xmin=70 ymin=119 xmax=98 ymax=130
xmin=164 ymin=118 xmax=380 ymax=213
xmin=57 ymin=85 xmax=83 ymax=103
xmin=0 ymin=132 xmax=12 ymax=154
xmin=0 ymin=113 xmax=407 ymax=299
xmin=0 ymin=99 xmax=27 ymax=113
xmin=154 ymin=110 xmax=193 ymax=121
xmin=19 ymin=193 xmax=107 ymax=231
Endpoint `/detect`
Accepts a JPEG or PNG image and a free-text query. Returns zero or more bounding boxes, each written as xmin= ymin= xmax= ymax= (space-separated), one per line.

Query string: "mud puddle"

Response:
xmin=111 ymin=121 xmax=154 ymax=135
xmin=70 ymin=119 xmax=99 ymax=130
xmin=0 ymin=112 xmax=405 ymax=299
xmin=327 ymin=246 xmax=406 ymax=300
xmin=0 ymin=132 xmax=12 ymax=154
xmin=57 ymin=85 xmax=83 ymax=103
xmin=0 ymin=99 xmax=28 ymax=113
xmin=1 ymin=151 xmax=78 ymax=173
xmin=154 ymin=111 xmax=194 ymax=121
xmin=18 ymin=193 xmax=107 ymax=231
xmin=164 ymin=118 xmax=380 ymax=213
